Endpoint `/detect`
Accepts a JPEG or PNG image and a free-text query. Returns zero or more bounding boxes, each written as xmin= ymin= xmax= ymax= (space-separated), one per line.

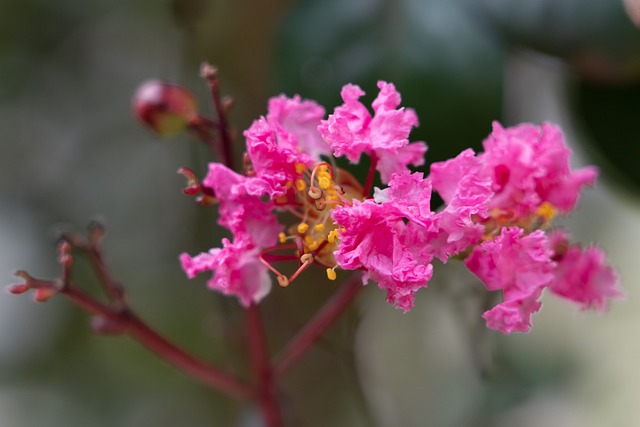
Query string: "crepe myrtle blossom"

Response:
xmin=180 ymin=81 xmax=433 ymax=308
xmin=332 ymin=171 xmax=436 ymax=312
xmin=465 ymin=227 xmax=621 ymax=334
xmin=430 ymin=123 xmax=620 ymax=333
xmin=429 ymin=122 xmax=598 ymax=261
xmin=178 ymin=81 xmax=620 ymax=331
xmin=546 ymin=230 xmax=622 ymax=312
xmin=180 ymin=237 xmax=272 ymax=307
xmin=318 ymin=81 xmax=428 ymax=183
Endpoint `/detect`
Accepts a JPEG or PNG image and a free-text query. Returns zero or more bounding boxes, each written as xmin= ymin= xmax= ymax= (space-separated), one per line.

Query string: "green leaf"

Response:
xmin=274 ymin=0 xmax=504 ymax=167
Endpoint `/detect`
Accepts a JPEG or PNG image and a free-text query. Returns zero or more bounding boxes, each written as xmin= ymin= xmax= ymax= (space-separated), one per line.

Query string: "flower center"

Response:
xmin=264 ymin=161 xmax=364 ymax=286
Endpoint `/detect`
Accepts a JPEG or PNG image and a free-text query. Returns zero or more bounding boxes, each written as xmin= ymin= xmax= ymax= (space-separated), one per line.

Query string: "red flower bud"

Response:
xmin=7 ymin=283 xmax=30 ymax=295
xmin=34 ymin=288 xmax=58 ymax=303
xmin=133 ymin=80 xmax=198 ymax=137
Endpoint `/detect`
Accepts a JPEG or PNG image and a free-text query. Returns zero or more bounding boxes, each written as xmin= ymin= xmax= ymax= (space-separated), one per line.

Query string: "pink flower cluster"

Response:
xmin=179 ymin=81 xmax=621 ymax=334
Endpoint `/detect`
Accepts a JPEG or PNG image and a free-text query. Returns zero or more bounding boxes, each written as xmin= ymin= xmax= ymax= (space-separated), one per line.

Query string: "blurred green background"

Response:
xmin=1 ymin=0 xmax=640 ymax=426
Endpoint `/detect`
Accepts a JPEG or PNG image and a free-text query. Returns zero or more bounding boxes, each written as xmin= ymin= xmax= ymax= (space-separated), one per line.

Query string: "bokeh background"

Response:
xmin=1 ymin=0 xmax=640 ymax=426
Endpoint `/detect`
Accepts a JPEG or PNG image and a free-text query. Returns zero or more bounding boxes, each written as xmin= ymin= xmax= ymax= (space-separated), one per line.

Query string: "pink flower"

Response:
xmin=244 ymin=117 xmax=311 ymax=196
xmin=267 ymin=95 xmax=329 ymax=160
xmin=376 ymin=142 xmax=428 ymax=184
xmin=243 ymin=94 xmax=328 ymax=196
xmin=465 ymin=227 xmax=555 ymax=333
xmin=180 ymin=238 xmax=271 ymax=307
xmin=481 ymin=121 xmax=597 ymax=217
xmin=332 ymin=173 xmax=436 ymax=312
xmin=430 ymin=149 xmax=482 ymax=204
xmin=547 ymin=233 xmax=622 ymax=311
xmin=203 ymin=163 xmax=282 ymax=248
xmin=482 ymin=288 xmax=543 ymax=334
xmin=430 ymin=123 xmax=597 ymax=226
xmin=430 ymin=149 xmax=493 ymax=260
xmin=319 ymin=81 xmax=427 ymax=183
xmin=373 ymin=170 xmax=434 ymax=226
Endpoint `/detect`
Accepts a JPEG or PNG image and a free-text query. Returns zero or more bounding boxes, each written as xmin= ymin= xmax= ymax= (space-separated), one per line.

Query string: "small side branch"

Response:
xmin=9 ymin=232 xmax=254 ymax=401
xmin=273 ymin=274 xmax=363 ymax=378
xmin=246 ymin=304 xmax=283 ymax=427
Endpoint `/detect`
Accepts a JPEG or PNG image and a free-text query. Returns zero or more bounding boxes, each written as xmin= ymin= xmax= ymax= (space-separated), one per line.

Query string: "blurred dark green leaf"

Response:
xmin=572 ymin=79 xmax=640 ymax=192
xmin=476 ymin=0 xmax=640 ymax=81
xmin=275 ymin=0 xmax=505 ymax=167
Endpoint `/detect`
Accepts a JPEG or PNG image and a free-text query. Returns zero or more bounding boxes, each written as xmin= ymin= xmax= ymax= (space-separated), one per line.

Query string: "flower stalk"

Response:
xmin=246 ymin=304 xmax=283 ymax=427
xmin=274 ymin=273 xmax=362 ymax=378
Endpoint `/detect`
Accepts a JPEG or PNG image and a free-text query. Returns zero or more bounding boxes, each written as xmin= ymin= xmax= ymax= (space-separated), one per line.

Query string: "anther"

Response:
xmin=278 ymin=275 xmax=290 ymax=288
xmin=326 ymin=268 xmax=337 ymax=281
xmin=537 ymin=202 xmax=557 ymax=223
xmin=295 ymin=179 xmax=307 ymax=191
xmin=314 ymin=223 xmax=325 ymax=232
xmin=297 ymin=223 xmax=309 ymax=234
xmin=295 ymin=163 xmax=307 ymax=174
xmin=308 ymin=187 xmax=323 ymax=200
xmin=300 ymin=253 xmax=314 ymax=264
xmin=278 ymin=232 xmax=287 ymax=243
xmin=318 ymin=176 xmax=331 ymax=189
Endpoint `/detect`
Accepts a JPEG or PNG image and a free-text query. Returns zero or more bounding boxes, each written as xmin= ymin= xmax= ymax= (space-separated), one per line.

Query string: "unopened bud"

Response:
xmin=7 ymin=283 xmax=30 ymax=295
xmin=87 ymin=220 xmax=106 ymax=245
xmin=221 ymin=96 xmax=234 ymax=113
xmin=133 ymin=80 xmax=198 ymax=137
xmin=34 ymin=287 xmax=58 ymax=302
xmin=57 ymin=240 xmax=73 ymax=267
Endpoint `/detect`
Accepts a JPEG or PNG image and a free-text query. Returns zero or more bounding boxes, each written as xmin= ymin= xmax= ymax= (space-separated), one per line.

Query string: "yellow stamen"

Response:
xmin=297 ymin=223 xmax=309 ymax=234
xmin=295 ymin=179 xmax=307 ymax=191
xmin=308 ymin=241 xmax=319 ymax=252
xmin=314 ymin=223 xmax=325 ymax=232
xmin=537 ymin=202 xmax=557 ymax=223
xmin=327 ymin=229 xmax=338 ymax=243
xmin=326 ymin=268 xmax=337 ymax=281
xmin=325 ymin=192 xmax=339 ymax=201
xmin=318 ymin=176 xmax=331 ymax=189
xmin=278 ymin=232 xmax=287 ymax=243
xmin=295 ymin=162 xmax=307 ymax=174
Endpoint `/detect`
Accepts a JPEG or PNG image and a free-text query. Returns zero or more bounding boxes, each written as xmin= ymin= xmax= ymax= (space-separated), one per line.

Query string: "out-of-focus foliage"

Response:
xmin=275 ymin=0 xmax=504 ymax=169
xmin=275 ymin=0 xmax=640 ymax=193
xmin=477 ymin=0 xmax=640 ymax=192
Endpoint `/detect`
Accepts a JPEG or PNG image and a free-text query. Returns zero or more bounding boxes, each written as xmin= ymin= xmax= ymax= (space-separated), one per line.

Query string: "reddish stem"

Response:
xmin=200 ymin=63 xmax=234 ymax=169
xmin=189 ymin=119 xmax=223 ymax=162
xmin=61 ymin=229 xmax=124 ymax=305
xmin=86 ymin=247 xmax=124 ymax=304
xmin=273 ymin=274 xmax=362 ymax=378
xmin=60 ymin=285 xmax=254 ymax=400
xmin=362 ymin=153 xmax=378 ymax=198
xmin=245 ymin=304 xmax=283 ymax=427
